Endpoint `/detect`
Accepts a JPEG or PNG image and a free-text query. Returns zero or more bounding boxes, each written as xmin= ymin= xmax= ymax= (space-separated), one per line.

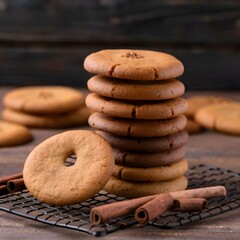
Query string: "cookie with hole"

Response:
xmin=23 ymin=130 xmax=114 ymax=205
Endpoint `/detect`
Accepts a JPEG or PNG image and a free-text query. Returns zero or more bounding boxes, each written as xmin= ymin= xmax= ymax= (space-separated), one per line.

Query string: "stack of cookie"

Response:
xmin=84 ymin=49 xmax=189 ymax=198
xmin=2 ymin=86 xmax=91 ymax=128
xmin=185 ymin=96 xmax=233 ymax=134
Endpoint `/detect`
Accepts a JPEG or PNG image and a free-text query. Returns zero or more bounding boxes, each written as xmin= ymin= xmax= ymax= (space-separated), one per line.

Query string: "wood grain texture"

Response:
xmin=0 ymin=0 xmax=239 ymax=89
xmin=0 ymin=47 xmax=239 ymax=90
xmin=0 ymin=0 xmax=239 ymax=43
xmin=0 ymin=87 xmax=240 ymax=239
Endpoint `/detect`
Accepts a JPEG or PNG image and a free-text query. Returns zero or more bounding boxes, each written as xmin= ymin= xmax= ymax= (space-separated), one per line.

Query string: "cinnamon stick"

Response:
xmin=134 ymin=193 xmax=173 ymax=226
xmin=90 ymin=195 xmax=156 ymax=225
xmin=0 ymin=173 xmax=23 ymax=185
xmin=172 ymin=198 xmax=207 ymax=212
xmin=170 ymin=186 xmax=226 ymax=199
xmin=90 ymin=186 xmax=226 ymax=225
xmin=0 ymin=185 xmax=9 ymax=195
xmin=7 ymin=178 xmax=26 ymax=193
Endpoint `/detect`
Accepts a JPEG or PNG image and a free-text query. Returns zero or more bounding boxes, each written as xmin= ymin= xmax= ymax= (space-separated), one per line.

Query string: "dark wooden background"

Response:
xmin=0 ymin=0 xmax=239 ymax=90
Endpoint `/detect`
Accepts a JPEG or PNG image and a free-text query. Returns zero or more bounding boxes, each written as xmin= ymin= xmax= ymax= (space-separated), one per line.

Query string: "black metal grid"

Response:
xmin=0 ymin=164 xmax=239 ymax=237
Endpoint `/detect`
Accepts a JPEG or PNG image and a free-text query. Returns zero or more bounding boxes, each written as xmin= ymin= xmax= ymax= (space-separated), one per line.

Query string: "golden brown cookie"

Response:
xmin=114 ymin=147 xmax=185 ymax=167
xmin=86 ymin=93 xmax=188 ymax=119
xmin=195 ymin=102 xmax=240 ymax=135
xmin=87 ymin=76 xmax=185 ymax=100
xmin=112 ymin=159 xmax=188 ymax=181
xmin=104 ymin=175 xmax=188 ymax=198
xmin=84 ymin=49 xmax=184 ymax=80
xmin=185 ymin=117 xmax=204 ymax=134
xmin=2 ymin=107 xmax=91 ymax=128
xmin=96 ymin=130 xmax=189 ymax=152
xmin=89 ymin=112 xmax=187 ymax=137
xmin=23 ymin=130 xmax=114 ymax=205
xmin=3 ymin=86 xmax=85 ymax=114
xmin=0 ymin=121 xmax=32 ymax=147
xmin=185 ymin=95 xmax=232 ymax=118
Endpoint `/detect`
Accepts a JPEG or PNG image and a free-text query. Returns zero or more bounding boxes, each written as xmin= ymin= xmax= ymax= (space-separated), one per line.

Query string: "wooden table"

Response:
xmin=0 ymin=87 xmax=240 ymax=239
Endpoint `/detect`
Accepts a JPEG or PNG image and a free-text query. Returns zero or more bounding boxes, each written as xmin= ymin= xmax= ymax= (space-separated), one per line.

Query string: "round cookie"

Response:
xmin=89 ymin=112 xmax=187 ymax=137
xmin=0 ymin=121 xmax=32 ymax=147
xmin=87 ymin=76 xmax=185 ymax=100
xmin=97 ymin=130 xmax=189 ymax=152
xmin=86 ymin=93 xmax=188 ymax=119
xmin=185 ymin=118 xmax=204 ymax=134
xmin=114 ymin=147 xmax=185 ymax=167
xmin=112 ymin=159 xmax=188 ymax=182
xmin=104 ymin=175 xmax=188 ymax=198
xmin=195 ymin=102 xmax=240 ymax=135
xmin=84 ymin=49 xmax=184 ymax=80
xmin=23 ymin=130 xmax=114 ymax=205
xmin=185 ymin=95 xmax=232 ymax=118
xmin=2 ymin=107 xmax=91 ymax=128
xmin=3 ymin=86 xmax=85 ymax=114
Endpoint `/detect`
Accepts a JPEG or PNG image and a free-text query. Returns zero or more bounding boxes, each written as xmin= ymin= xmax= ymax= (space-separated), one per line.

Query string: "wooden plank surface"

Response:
xmin=0 ymin=87 xmax=240 ymax=239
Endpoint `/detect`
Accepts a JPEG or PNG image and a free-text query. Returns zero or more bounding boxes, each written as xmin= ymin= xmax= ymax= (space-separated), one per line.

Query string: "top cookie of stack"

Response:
xmin=84 ymin=49 xmax=189 ymax=198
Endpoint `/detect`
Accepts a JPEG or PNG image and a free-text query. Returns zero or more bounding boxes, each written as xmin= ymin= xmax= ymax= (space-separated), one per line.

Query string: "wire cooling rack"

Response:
xmin=0 ymin=164 xmax=239 ymax=237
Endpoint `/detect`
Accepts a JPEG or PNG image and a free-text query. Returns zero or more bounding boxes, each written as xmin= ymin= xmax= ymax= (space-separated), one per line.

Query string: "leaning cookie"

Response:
xmin=86 ymin=93 xmax=188 ymax=119
xmin=89 ymin=112 xmax=187 ymax=137
xmin=2 ymin=107 xmax=91 ymax=128
xmin=84 ymin=49 xmax=184 ymax=80
xmin=112 ymin=159 xmax=188 ymax=182
xmin=97 ymin=130 xmax=189 ymax=152
xmin=104 ymin=175 xmax=188 ymax=198
xmin=0 ymin=121 xmax=33 ymax=147
xmin=195 ymin=102 xmax=240 ymax=135
xmin=23 ymin=130 xmax=114 ymax=205
xmin=88 ymin=76 xmax=185 ymax=100
xmin=3 ymin=86 xmax=85 ymax=114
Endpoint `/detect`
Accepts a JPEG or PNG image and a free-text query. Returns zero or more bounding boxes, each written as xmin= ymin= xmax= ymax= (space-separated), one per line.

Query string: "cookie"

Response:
xmin=3 ymin=86 xmax=85 ymax=114
xmin=23 ymin=130 xmax=114 ymax=205
xmin=185 ymin=118 xmax=204 ymax=134
xmin=89 ymin=112 xmax=187 ymax=137
xmin=0 ymin=121 xmax=33 ymax=147
xmin=114 ymin=146 xmax=185 ymax=167
xmin=112 ymin=159 xmax=188 ymax=182
xmin=87 ymin=76 xmax=185 ymax=100
xmin=2 ymin=107 xmax=91 ymax=128
xmin=86 ymin=93 xmax=188 ymax=119
xmin=104 ymin=175 xmax=188 ymax=198
xmin=97 ymin=130 xmax=189 ymax=152
xmin=195 ymin=102 xmax=240 ymax=135
xmin=84 ymin=49 xmax=184 ymax=80
xmin=185 ymin=95 xmax=232 ymax=118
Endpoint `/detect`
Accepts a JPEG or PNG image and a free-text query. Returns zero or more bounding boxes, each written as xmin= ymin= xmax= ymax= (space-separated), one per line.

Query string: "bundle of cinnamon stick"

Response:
xmin=0 ymin=173 xmax=26 ymax=195
xmin=90 ymin=186 xmax=226 ymax=226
